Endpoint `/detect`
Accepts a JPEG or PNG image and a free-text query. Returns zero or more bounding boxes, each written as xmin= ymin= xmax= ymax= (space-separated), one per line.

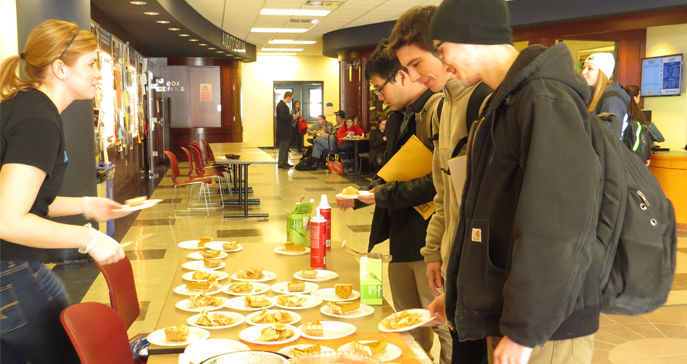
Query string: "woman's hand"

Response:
xmin=83 ymin=197 xmax=132 ymax=221
xmin=424 ymin=294 xmax=447 ymax=326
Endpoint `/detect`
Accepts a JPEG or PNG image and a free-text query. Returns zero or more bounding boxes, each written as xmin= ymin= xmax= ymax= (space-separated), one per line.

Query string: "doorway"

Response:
xmin=273 ymin=81 xmax=324 ymax=147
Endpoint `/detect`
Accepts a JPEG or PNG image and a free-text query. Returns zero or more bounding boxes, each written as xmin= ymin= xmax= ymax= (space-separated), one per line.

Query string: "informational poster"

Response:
xmin=200 ymin=84 xmax=212 ymax=101
xmin=641 ymin=54 xmax=683 ymax=96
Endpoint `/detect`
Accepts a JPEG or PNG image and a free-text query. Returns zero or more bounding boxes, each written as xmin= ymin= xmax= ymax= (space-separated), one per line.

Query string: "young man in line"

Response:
xmin=336 ymin=42 xmax=442 ymax=358
xmin=428 ymin=1 xmax=603 ymax=363
xmin=387 ymin=5 xmax=492 ymax=364
xmin=276 ymin=91 xmax=295 ymax=169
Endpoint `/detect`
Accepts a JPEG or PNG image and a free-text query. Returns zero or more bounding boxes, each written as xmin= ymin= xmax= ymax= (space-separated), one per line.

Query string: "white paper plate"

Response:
xmin=185 ymin=311 xmax=245 ymax=330
xmin=238 ymin=324 xmax=300 ymax=345
xmin=225 ymin=296 xmax=274 ymax=311
xmin=182 ymin=270 xmax=229 ymax=282
xmin=173 ymin=283 xmax=223 ymax=296
xmin=271 ymin=281 xmax=319 ymax=295
xmin=187 ymin=251 xmax=228 ymax=260
xmin=278 ymin=344 xmax=336 ymax=358
xmin=184 ymin=339 xmax=250 ymax=364
xmin=205 ymin=241 xmax=242 ymax=253
xmin=175 ymin=298 xmax=227 ymax=313
xmin=335 ymin=191 xmax=373 ymax=200
xmin=337 ymin=340 xmax=402 ymax=362
xmin=245 ymin=309 xmax=302 ymax=326
xmin=273 ymin=245 xmax=310 ymax=256
xmin=292 ymin=269 xmax=338 ymax=282
xmin=146 ymin=326 xmax=209 ymax=347
xmin=312 ymin=288 xmax=360 ymax=302
xmin=183 ymin=260 xmax=225 ymax=271
xmin=117 ymin=199 xmax=162 ymax=212
xmin=223 ymin=282 xmax=269 ymax=296
xmin=273 ymin=294 xmax=323 ymax=310
xmin=178 ymin=240 xmax=203 ymax=250
xmin=320 ymin=303 xmax=374 ymax=319
xmin=377 ymin=309 xmax=436 ymax=333
xmin=231 ymin=270 xmax=277 ymax=282
xmin=297 ymin=321 xmax=356 ymax=340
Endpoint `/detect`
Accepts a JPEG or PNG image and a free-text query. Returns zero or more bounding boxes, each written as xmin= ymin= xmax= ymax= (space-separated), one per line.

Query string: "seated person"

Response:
xmin=306 ymin=115 xmax=334 ymax=144
xmin=368 ymin=118 xmax=387 ymax=171
xmin=337 ymin=117 xmax=365 ymax=173
xmin=305 ymin=110 xmax=347 ymax=170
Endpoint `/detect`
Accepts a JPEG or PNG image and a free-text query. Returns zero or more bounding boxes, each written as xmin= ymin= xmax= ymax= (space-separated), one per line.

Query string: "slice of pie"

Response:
xmin=222 ymin=241 xmax=238 ymax=250
xmin=204 ymin=258 xmax=222 ymax=268
xmin=284 ymin=242 xmax=306 ymax=252
xmin=302 ymin=320 xmax=324 ymax=336
xmin=198 ymin=237 xmax=213 ymax=247
xmin=163 ymin=325 xmax=189 ymax=342
xmin=228 ymin=282 xmax=253 ymax=294
xmin=300 ymin=268 xmax=318 ymax=279
xmin=185 ymin=281 xmax=212 ymax=291
xmin=287 ymin=281 xmax=305 ymax=292
xmin=335 ymin=284 xmax=353 ymax=299
xmin=245 ymin=294 xmax=271 ymax=308
xmin=353 ymin=340 xmax=388 ymax=356
xmin=290 ymin=344 xmax=322 ymax=358
xmin=200 ymin=249 xmax=220 ymax=258
xmin=327 ymin=301 xmax=360 ymax=315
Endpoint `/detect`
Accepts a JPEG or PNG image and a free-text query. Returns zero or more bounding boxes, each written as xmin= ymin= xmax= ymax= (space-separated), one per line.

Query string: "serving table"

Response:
xmin=147 ymin=242 xmax=431 ymax=363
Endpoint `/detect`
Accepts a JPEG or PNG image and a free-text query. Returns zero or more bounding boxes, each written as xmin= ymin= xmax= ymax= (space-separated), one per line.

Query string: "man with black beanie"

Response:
xmin=428 ymin=1 xmax=603 ymax=364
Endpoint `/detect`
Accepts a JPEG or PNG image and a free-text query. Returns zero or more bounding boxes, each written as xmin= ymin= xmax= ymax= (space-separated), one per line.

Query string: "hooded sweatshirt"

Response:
xmin=445 ymin=43 xmax=603 ymax=347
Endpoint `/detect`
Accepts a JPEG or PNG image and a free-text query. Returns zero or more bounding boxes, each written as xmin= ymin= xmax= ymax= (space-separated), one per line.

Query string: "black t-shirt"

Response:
xmin=0 ymin=88 xmax=68 ymax=261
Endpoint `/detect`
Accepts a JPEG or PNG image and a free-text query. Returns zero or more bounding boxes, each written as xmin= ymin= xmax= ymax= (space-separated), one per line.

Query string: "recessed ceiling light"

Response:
xmin=260 ymin=9 xmax=330 ymax=16
xmin=178 ymin=34 xmax=190 ymax=37
xmin=251 ymin=28 xmax=308 ymax=33
xmin=216 ymin=50 xmax=224 ymax=53
xmin=262 ymin=47 xmax=304 ymax=52
xmin=168 ymin=27 xmax=180 ymax=31
xmin=208 ymin=47 xmax=216 ymax=50
xmin=269 ymin=39 xmax=316 ymax=45
xmin=258 ymin=52 xmax=297 ymax=56
xmin=156 ymin=20 xmax=170 ymax=24
xmin=129 ymin=1 xmax=146 ymax=5
xmin=311 ymin=19 xmax=319 ymax=24
xmin=143 ymin=11 xmax=158 ymax=16
xmin=189 ymin=39 xmax=198 ymax=42
xmin=198 ymin=43 xmax=207 ymax=46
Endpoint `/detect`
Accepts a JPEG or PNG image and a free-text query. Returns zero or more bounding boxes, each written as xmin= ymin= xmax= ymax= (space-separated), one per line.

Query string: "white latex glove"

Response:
xmin=80 ymin=226 xmax=125 ymax=265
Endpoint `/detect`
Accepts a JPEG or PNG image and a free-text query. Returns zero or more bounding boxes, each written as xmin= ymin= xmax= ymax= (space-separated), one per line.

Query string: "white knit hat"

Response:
xmin=585 ymin=53 xmax=615 ymax=79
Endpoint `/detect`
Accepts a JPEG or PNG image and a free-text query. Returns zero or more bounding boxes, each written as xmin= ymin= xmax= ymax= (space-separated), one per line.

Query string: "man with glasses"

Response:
xmin=387 ymin=5 xmax=492 ymax=364
xmin=428 ymin=1 xmax=602 ymax=363
xmin=336 ymin=41 xmax=442 ymax=359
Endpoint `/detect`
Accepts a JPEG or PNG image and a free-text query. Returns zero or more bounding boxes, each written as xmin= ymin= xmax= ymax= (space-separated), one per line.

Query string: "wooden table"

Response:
xmin=210 ymin=143 xmax=276 ymax=218
xmin=147 ymin=242 xmax=431 ymax=363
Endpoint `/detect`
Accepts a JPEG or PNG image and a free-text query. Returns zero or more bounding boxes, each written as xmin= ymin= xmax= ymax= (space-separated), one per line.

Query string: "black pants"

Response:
xmin=278 ymin=139 xmax=290 ymax=166
xmin=451 ymin=329 xmax=488 ymax=364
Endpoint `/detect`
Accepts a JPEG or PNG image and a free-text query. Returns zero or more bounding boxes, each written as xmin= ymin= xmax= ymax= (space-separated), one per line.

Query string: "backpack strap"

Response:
xmin=451 ymin=82 xmax=493 ymax=158
xmin=430 ymin=98 xmax=445 ymax=143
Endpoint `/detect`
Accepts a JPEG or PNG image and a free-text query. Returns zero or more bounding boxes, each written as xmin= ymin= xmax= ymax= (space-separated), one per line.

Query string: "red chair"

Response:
xmin=180 ymin=146 xmax=203 ymax=179
xmin=95 ymin=256 xmax=140 ymax=330
xmin=164 ymin=151 xmax=212 ymax=217
xmin=200 ymin=138 xmax=217 ymax=164
xmin=61 ymin=302 xmax=135 ymax=364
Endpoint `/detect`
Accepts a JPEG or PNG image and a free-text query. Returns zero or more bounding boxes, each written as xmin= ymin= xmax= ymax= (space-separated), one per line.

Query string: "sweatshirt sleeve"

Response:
xmin=499 ymin=88 xmax=600 ymax=347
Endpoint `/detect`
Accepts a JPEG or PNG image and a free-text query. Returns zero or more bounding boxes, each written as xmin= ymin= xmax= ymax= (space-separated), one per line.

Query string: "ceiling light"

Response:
xmin=311 ymin=19 xmax=319 ymax=24
xmin=305 ymin=0 xmax=345 ymax=6
xmin=198 ymin=43 xmax=207 ymax=46
xmin=129 ymin=1 xmax=146 ymax=5
xmin=262 ymin=47 xmax=304 ymax=52
xmin=251 ymin=28 xmax=308 ymax=33
xmin=143 ymin=11 xmax=158 ymax=16
xmin=260 ymin=9 xmax=330 ymax=16
xmin=258 ymin=52 xmax=297 ymax=56
xmin=178 ymin=34 xmax=190 ymax=37
xmin=156 ymin=20 xmax=170 ymax=24
xmin=208 ymin=47 xmax=216 ymax=50
xmin=269 ymin=39 xmax=316 ymax=45
xmin=216 ymin=50 xmax=224 ymax=54
xmin=168 ymin=27 xmax=180 ymax=31
xmin=189 ymin=39 xmax=198 ymax=42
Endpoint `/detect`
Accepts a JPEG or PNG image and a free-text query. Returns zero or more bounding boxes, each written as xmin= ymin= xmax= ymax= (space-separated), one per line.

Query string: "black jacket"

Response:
xmin=445 ymin=43 xmax=603 ymax=347
xmin=365 ymin=89 xmax=437 ymax=262
xmin=276 ymin=100 xmax=292 ymax=141
xmin=595 ymin=81 xmax=631 ymax=138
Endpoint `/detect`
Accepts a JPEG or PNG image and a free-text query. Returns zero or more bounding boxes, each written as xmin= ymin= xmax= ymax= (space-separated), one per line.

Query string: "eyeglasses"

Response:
xmin=431 ymin=41 xmax=445 ymax=59
xmin=372 ymin=76 xmax=394 ymax=97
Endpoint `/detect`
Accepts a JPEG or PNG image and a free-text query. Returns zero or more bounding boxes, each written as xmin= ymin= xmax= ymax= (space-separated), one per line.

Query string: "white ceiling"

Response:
xmin=185 ymin=0 xmax=443 ymax=56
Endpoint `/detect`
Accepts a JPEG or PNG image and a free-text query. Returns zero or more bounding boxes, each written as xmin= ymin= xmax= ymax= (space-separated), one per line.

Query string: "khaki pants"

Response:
xmin=388 ymin=261 xmax=452 ymax=364
xmin=487 ymin=334 xmax=595 ymax=364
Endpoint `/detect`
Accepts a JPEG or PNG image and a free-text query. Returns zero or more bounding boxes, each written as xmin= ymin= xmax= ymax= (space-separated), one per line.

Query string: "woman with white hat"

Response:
xmin=580 ymin=52 xmax=631 ymax=138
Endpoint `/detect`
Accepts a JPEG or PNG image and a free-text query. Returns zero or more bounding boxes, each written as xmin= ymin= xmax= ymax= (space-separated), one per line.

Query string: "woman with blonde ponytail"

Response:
xmin=0 ymin=20 xmax=132 ymax=363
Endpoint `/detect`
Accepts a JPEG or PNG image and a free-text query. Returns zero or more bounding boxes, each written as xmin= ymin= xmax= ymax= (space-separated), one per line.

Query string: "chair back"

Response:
xmin=95 ymin=256 xmax=140 ymax=329
xmin=189 ymin=144 xmax=207 ymax=172
xmin=179 ymin=146 xmax=197 ymax=178
xmin=200 ymin=139 xmax=216 ymax=163
xmin=61 ymin=302 xmax=134 ymax=364
xmin=164 ymin=151 xmax=181 ymax=183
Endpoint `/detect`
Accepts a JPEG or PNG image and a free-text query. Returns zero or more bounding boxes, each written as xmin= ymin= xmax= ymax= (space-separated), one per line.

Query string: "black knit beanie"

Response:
xmin=430 ymin=0 xmax=512 ymax=45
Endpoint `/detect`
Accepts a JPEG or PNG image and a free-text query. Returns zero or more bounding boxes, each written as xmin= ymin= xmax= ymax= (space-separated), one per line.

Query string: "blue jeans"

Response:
xmin=1 ymin=261 xmax=79 ymax=364
xmin=312 ymin=135 xmax=337 ymax=159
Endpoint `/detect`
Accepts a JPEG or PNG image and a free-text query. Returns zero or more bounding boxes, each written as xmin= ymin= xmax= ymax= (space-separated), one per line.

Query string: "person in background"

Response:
xmin=623 ymin=85 xmax=647 ymax=125
xmin=307 ymin=114 xmax=334 ymax=137
xmin=580 ymin=52 xmax=630 ymax=138
xmin=276 ymin=91 xmax=294 ymax=169
xmin=302 ymin=110 xmax=345 ymax=170
xmin=368 ymin=118 xmax=387 ymax=172
xmin=430 ymin=0 xmax=602 ymax=363
xmin=291 ymin=100 xmax=304 ymax=153
xmin=0 ymin=19 xmax=132 ymax=363
xmin=336 ymin=116 xmax=364 ymax=173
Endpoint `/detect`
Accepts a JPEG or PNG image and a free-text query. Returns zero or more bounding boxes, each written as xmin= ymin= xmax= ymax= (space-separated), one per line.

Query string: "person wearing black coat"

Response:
xmin=276 ymin=91 xmax=294 ymax=168
xmin=368 ymin=118 xmax=387 ymax=172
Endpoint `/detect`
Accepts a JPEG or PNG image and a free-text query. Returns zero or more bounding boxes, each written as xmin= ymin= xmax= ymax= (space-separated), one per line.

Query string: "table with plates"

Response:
xmin=147 ymin=241 xmax=433 ymax=363
xmin=209 ymin=143 xmax=276 ymax=218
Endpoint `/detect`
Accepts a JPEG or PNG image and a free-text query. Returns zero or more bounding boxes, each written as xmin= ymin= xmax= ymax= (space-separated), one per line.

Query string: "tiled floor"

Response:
xmin=66 ymin=148 xmax=687 ymax=363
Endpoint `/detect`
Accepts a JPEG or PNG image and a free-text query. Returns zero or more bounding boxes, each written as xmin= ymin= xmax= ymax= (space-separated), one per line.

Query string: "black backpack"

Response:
xmin=593 ymin=112 xmax=677 ymax=315
xmin=622 ymin=119 xmax=652 ymax=162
